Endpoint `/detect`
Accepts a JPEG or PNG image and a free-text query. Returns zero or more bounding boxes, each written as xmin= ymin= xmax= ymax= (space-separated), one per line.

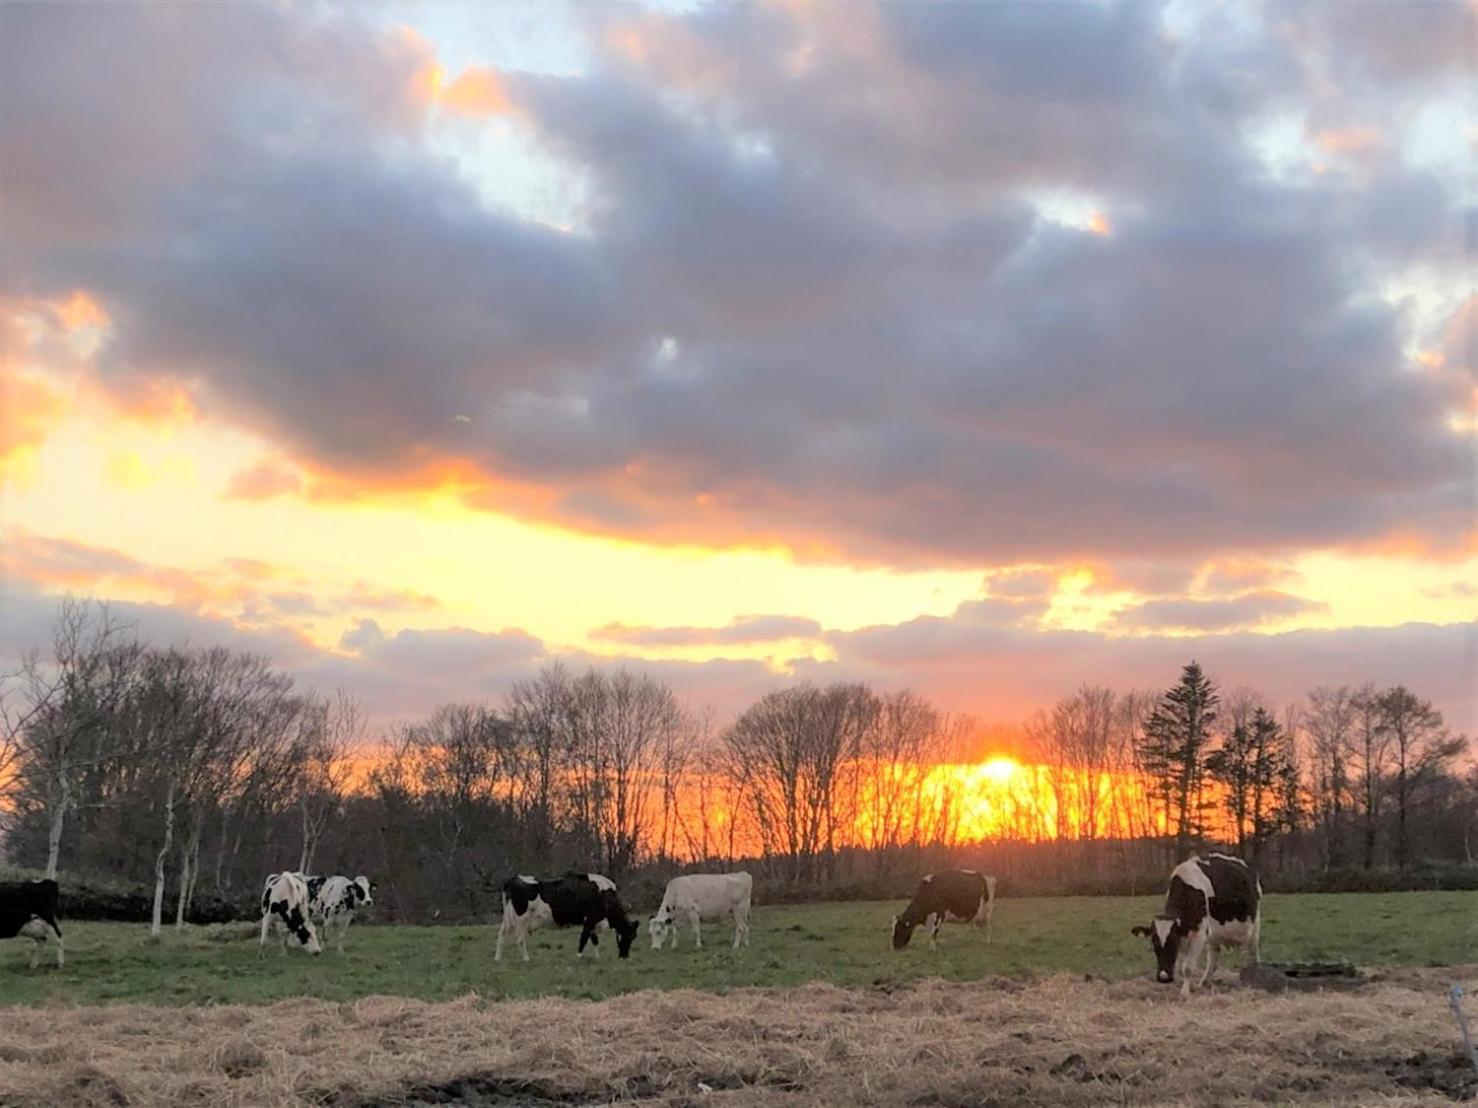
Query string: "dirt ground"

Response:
xmin=2 ymin=967 xmax=1475 ymax=1107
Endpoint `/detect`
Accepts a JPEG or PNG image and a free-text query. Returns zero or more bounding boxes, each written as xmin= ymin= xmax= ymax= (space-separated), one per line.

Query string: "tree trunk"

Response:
xmin=151 ymin=782 xmax=176 ymax=938
xmin=44 ymin=774 xmax=70 ymax=879
xmin=174 ymin=839 xmax=191 ymax=929
xmin=299 ymin=798 xmax=313 ymax=874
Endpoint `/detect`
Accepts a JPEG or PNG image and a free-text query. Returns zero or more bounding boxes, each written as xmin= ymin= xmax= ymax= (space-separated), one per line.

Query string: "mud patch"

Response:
xmin=344 ymin=1073 xmax=585 ymax=1107
xmin=1241 ymin=962 xmax=1368 ymax=993
xmin=1385 ymin=1051 xmax=1478 ymax=1102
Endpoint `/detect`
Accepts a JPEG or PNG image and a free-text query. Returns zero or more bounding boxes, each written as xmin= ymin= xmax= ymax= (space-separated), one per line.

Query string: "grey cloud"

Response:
xmin=1109 ymin=590 xmax=1327 ymax=633
xmin=823 ymin=615 xmax=1476 ymax=734
xmin=2 ymin=1 xmax=1469 ymax=568
xmin=4 ymin=577 xmax=1470 ymax=734
xmin=985 ymin=569 xmax=1058 ymax=600
xmin=0 ymin=578 xmax=319 ymax=672
xmin=592 ymin=614 xmax=823 ymax=647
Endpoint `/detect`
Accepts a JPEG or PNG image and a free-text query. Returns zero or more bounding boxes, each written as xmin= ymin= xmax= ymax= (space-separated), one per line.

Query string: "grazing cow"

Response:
xmin=649 ymin=871 xmax=752 ymax=950
xmin=891 ymin=869 xmax=997 ymax=950
xmin=311 ymin=875 xmax=375 ymax=952
xmin=259 ymin=871 xmax=322 ymax=955
xmin=1132 ymin=853 xmax=1261 ymax=997
xmin=494 ymin=872 xmax=638 ymax=961
xmin=0 ymin=879 xmax=64 ymax=968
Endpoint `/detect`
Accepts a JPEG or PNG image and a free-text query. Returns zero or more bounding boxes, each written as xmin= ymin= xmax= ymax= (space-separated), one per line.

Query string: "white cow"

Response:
xmin=648 ymin=871 xmax=752 ymax=950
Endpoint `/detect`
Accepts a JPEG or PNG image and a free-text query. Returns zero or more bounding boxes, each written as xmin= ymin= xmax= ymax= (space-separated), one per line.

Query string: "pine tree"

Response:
xmin=1207 ymin=706 xmax=1283 ymax=861
xmin=1138 ymin=661 xmax=1219 ymax=858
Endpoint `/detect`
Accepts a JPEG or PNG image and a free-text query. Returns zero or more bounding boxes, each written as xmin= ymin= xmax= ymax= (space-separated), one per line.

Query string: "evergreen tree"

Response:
xmin=1207 ymin=706 xmax=1283 ymax=861
xmin=1138 ymin=661 xmax=1219 ymax=858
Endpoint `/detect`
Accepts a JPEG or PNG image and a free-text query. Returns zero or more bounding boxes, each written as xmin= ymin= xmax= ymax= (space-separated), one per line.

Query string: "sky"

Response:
xmin=1 ymin=0 xmax=1474 ymax=736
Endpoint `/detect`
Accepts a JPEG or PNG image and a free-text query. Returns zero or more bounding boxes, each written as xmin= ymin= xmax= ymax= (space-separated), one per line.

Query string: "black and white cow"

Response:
xmin=311 ymin=875 xmax=374 ymax=952
xmin=494 ymin=873 xmax=638 ymax=961
xmin=891 ymin=869 xmax=997 ymax=949
xmin=1132 ymin=853 xmax=1261 ymax=997
xmin=1 ymin=879 xmax=64 ymax=968
xmin=259 ymin=871 xmax=322 ymax=955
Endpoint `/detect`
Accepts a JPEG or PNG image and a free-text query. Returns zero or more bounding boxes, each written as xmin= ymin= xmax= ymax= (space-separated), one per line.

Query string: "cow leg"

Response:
xmin=1200 ymin=942 xmax=1218 ymax=987
xmin=688 ymin=908 xmax=702 ymax=949
xmin=928 ymin=914 xmax=942 ymax=949
xmin=1249 ymin=917 xmax=1261 ymax=966
xmin=578 ymin=917 xmax=601 ymax=958
xmin=48 ymin=919 xmax=64 ymax=969
xmin=1178 ymin=930 xmax=1207 ymax=998
xmin=732 ymin=906 xmax=747 ymax=950
xmin=259 ymin=909 xmax=272 ymax=958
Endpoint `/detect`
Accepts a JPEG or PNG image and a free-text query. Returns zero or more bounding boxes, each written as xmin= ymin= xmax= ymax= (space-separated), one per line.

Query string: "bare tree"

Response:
xmin=296 ymin=689 xmax=361 ymax=873
xmin=722 ymin=683 xmax=871 ymax=883
xmin=1376 ymin=686 xmax=1465 ymax=870
xmin=853 ymin=690 xmax=947 ymax=869
xmin=1350 ymin=684 xmax=1389 ymax=869
xmin=10 ymin=598 xmax=136 ymax=877
xmin=1305 ymin=686 xmax=1356 ymax=869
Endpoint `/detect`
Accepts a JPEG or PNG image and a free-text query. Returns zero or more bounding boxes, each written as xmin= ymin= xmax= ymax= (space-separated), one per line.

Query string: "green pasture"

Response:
xmin=1 ymin=891 xmax=1472 ymax=1007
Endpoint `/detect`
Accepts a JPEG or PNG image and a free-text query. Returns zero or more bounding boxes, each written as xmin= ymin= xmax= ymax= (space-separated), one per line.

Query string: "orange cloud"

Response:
xmin=225 ymin=459 xmax=303 ymax=501
xmin=55 ymin=290 xmax=110 ymax=332
xmin=2 ymin=528 xmax=449 ymax=639
xmin=439 ymin=66 xmax=513 ymax=118
xmin=108 ymin=377 xmax=197 ymax=427
xmin=0 ymin=365 xmax=70 ymax=482
xmin=1087 ymin=212 xmax=1112 ymax=236
xmin=1313 ymin=125 xmax=1384 ymax=158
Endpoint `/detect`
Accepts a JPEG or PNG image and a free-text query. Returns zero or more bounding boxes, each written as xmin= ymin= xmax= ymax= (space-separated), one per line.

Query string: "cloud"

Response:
xmin=984 ymin=568 xmax=1060 ymax=600
xmin=0 ymin=528 xmax=443 ymax=629
xmin=592 ymin=614 xmax=823 ymax=648
xmin=225 ymin=461 xmax=302 ymax=501
xmin=4 ymin=574 xmax=1471 ymax=734
xmin=2 ymin=1 xmax=1469 ymax=571
xmin=822 ymin=613 xmax=1476 ymax=734
xmin=1197 ymin=560 xmax=1302 ymax=596
xmin=1109 ymin=590 xmax=1327 ymax=633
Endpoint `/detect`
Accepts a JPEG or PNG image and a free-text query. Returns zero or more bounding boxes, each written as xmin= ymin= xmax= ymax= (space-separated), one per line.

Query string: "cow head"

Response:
xmin=648 ymin=914 xmax=671 ymax=950
xmin=352 ymin=876 xmax=375 ymax=908
xmin=283 ymin=903 xmax=322 ymax=955
xmin=1131 ymin=917 xmax=1179 ymax=983
xmin=891 ymin=914 xmax=916 ymax=950
xmin=615 ymin=915 xmax=639 ymax=959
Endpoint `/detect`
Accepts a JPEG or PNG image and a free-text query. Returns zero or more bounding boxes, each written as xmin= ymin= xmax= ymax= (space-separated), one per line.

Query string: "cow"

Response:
xmin=259 ymin=871 xmax=322 ymax=956
xmin=310 ymin=875 xmax=374 ymax=953
xmin=891 ymin=869 xmax=997 ymax=950
xmin=0 ymin=879 xmax=64 ymax=968
xmin=494 ymin=872 xmax=638 ymax=961
xmin=1132 ymin=853 xmax=1261 ymax=997
xmin=648 ymin=871 xmax=752 ymax=950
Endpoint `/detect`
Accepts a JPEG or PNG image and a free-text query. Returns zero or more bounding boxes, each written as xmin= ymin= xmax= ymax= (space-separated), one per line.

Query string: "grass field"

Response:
xmin=2 ymin=890 xmax=1473 ymax=1007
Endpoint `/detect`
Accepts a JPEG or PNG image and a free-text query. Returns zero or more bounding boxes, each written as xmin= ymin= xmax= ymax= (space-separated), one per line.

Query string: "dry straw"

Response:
xmin=1 ymin=968 xmax=1474 ymax=1106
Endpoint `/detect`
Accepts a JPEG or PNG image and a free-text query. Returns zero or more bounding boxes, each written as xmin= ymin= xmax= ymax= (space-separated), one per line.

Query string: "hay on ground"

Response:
xmin=0 ymin=967 xmax=1474 ymax=1106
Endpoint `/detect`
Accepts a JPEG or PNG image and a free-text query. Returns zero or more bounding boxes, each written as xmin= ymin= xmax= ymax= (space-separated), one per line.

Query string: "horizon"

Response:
xmin=2 ymin=1 xmax=1474 ymax=735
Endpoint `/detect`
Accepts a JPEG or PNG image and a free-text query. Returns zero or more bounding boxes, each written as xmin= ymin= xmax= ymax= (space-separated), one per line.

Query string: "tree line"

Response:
xmin=1 ymin=599 xmax=1472 ymax=922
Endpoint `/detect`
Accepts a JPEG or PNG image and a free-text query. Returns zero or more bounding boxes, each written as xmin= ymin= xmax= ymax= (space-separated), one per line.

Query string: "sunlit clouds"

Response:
xmin=1 ymin=0 xmax=1473 ymax=731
